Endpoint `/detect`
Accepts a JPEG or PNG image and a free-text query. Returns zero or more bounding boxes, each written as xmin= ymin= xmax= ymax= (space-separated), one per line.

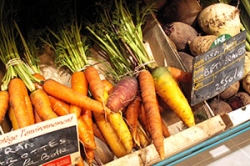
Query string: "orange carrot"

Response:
xmin=70 ymin=71 xmax=88 ymax=118
xmin=161 ymin=118 xmax=171 ymax=138
xmin=30 ymin=89 xmax=58 ymax=121
xmin=81 ymin=108 xmax=95 ymax=163
xmin=81 ymin=109 xmax=93 ymax=135
xmin=34 ymin=109 xmax=43 ymax=123
xmin=8 ymin=78 xmax=33 ymax=128
xmin=8 ymin=107 xmax=19 ymax=130
xmin=43 ymin=79 xmax=111 ymax=114
xmin=125 ymin=96 xmax=141 ymax=145
xmin=33 ymin=73 xmax=46 ymax=90
xmin=167 ymin=66 xmax=192 ymax=83
xmin=139 ymin=70 xmax=164 ymax=160
xmin=71 ymin=71 xmax=95 ymax=164
xmin=76 ymin=156 xmax=85 ymax=166
xmin=25 ymin=94 xmax=35 ymax=124
xmin=0 ymin=90 xmax=9 ymax=123
xmin=77 ymin=116 xmax=96 ymax=150
xmin=48 ymin=95 xmax=70 ymax=116
xmin=85 ymin=148 xmax=95 ymax=164
xmin=85 ymin=66 xmax=109 ymax=104
xmin=138 ymin=103 xmax=149 ymax=135
xmin=85 ymin=66 xmax=132 ymax=154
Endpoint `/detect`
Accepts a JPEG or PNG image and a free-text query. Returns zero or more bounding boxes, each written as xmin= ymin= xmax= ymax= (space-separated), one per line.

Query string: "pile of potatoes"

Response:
xmin=157 ymin=1 xmax=250 ymax=116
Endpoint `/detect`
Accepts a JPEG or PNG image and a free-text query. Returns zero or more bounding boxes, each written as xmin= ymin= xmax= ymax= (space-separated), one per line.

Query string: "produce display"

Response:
xmin=0 ymin=0 xmax=249 ymax=165
xmin=157 ymin=0 xmax=250 ymax=116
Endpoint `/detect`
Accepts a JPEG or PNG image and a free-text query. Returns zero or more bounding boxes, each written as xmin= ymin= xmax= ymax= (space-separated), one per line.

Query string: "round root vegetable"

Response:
xmin=219 ymin=81 xmax=240 ymax=100
xmin=208 ymin=98 xmax=232 ymax=115
xmin=188 ymin=35 xmax=218 ymax=56
xmin=164 ymin=22 xmax=198 ymax=51
xmin=178 ymin=51 xmax=194 ymax=72
xmin=228 ymin=92 xmax=250 ymax=110
xmin=242 ymin=74 xmax=250 ymax=94
xmin=243 ymin=52 xmax=250 ymax=77
xmin=157 ymin=0 xmax=202 ymax=27
xmin=152 ymin=67 xmax=195 ymax=127
xmin=198 ymin=3 xmax=241 ymax=37
xmin=242 ymin=52 xmax=250 ymax=94
xmin=106 ymin=76 xmax=138 ymax=113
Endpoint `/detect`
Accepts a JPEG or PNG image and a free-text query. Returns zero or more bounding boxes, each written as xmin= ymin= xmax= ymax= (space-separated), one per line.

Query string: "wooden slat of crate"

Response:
xmin=104 ymin=115 xmax=226 ymax=166
xmin=221 ymin=104 xmax=250 ymax=129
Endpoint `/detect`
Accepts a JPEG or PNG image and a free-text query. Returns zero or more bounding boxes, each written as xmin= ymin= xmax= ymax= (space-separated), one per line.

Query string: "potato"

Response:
xmin=228 ymin=92 xmax=250 ymax=110
xmin=188 ymin=35 xmax=218 ymax=56
xmin=208 ymin=98 xmax=232 ymax=115
xmin=219 ymin=81 xmax=240 ymax=100
xmin=242 ymin=75 xmax=250 ymax=94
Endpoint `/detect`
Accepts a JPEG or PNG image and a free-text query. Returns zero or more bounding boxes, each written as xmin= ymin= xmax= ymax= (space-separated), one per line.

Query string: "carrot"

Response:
xmin=33 ymin=73 xmax=46 ymax=90
xmin=8 ymin=107 xmax=19 ymax=130
xmin=76 ymin=156 xmax=85 ymax=166
xmin=30 ymin=89 xmax=58 ymax=121
xmin=139 ymin=70 xmax=164 ymax=160
xmin=0 ymin=90 xmax=9 ymax=123
xmin=102 ymin=79 xmax=114 ymax=94
xmin=85 ymin=148 xmax=95 ymax=164
xmin=48 ymin=95 xmax=70 ymax=116
xmin=70 ymin=71 xmax=89 ymax=118
xmin=161 ymin=118 xmax=171 ymax=138
xmin=138 ymin=103 xmax=149 ymax=135
xmin=137 ymin=124 xmax=151 ymax=148
xmin=8 ymin=78 xmax=33 ymax=128
xmin=152 ymin=67 xmax=195 ymax=127
xmin=81 ymin=111 xmax=95 ymax=164
xmin=34 ymin=109 xmax=43 ymax=123
xmin=25 ymin=94 xmax=35 ymax=124
xmin=85 ymin=66 xmax=133 ymax=154
xmin=124 ymin=96 xmax=141 ymax=145
xmin=167 ymin=66 xmax=192 ymax=83
xmin=81 ymin=110 xmax=95 ymax=164
xmin=108 ymin=112 xmax=133 ymax=153
xmin=81 ymin=109 xmax=93 ymax=136
xmin=85 ymin=66 xmax=109 ymax=104
xmin=93 ymin=112 xmax=128 ymax=157
xmin=106 ymin=76 xmax=138 ymax=113
xmin=77 ymin=116 xmax=97 ymax=150
xmin=43 ymin=79 xmax=111 ymax=114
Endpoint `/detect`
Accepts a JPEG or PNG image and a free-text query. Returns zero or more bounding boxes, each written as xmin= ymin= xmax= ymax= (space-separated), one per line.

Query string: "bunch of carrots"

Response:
xmin=0 ymin=0 xmax=196 ymax=165
xmin=85 ymin=0 xmax=196 ymax=161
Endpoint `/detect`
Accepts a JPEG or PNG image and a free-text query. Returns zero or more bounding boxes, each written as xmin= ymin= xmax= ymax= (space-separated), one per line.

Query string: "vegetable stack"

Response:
xmin=86 ymin=0 xmax=195 ymax=160
xmin=0 ymin=0 xmax=199 ymax=164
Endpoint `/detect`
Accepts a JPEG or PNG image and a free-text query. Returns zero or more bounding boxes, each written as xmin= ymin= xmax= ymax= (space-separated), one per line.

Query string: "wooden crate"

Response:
xmin=103 ymin=14 xmax=227 ymax=165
